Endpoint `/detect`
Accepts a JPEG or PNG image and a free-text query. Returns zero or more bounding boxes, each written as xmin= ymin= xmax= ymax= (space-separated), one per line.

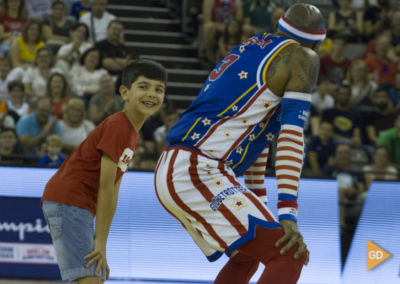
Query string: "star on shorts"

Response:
xmin=230 ymin=198 xmax=248 ymax=211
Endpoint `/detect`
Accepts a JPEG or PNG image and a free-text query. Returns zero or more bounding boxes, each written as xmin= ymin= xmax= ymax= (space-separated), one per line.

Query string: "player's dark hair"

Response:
xmin=122 ymin=59 xmax=167 ymax=88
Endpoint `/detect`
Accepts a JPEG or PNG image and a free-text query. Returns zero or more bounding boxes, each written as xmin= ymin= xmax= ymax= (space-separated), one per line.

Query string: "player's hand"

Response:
xmin=84 ymin=244 xmax=110 ymax=280
xmin=276 ymin=219 xmax=309 ymax=265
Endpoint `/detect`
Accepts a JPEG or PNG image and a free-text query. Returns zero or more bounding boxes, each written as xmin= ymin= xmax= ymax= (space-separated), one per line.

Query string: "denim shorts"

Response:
xmin=42 ymin=201 xmax=106 ymax=282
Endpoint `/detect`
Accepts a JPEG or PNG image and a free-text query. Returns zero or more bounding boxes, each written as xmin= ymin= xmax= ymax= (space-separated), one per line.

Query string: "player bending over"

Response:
xmin=154 ymin=3 xmax=325 ymax=283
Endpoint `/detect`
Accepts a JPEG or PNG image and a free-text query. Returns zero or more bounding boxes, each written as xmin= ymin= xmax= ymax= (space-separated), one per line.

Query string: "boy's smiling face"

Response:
xmin=120 ymin=75 xmax=166 ymax=118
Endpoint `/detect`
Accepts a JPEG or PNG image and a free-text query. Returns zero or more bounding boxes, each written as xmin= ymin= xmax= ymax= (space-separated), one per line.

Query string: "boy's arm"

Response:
xmin=84 ymin=152 xmax=119 ymax=280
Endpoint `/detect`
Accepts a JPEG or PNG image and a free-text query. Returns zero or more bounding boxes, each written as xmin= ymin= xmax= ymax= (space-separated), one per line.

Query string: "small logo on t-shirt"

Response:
xmin=118 ymin=148 xmax=134 ymax=172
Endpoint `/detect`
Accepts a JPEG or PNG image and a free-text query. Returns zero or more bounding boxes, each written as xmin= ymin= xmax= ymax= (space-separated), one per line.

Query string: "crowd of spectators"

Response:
xmin=0 ymin=0 xmax=168 ymax=172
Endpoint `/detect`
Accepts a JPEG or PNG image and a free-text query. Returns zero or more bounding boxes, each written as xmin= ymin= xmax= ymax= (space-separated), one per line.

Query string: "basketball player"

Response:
xmin=154 ymin=3 xmax=325 ymax=283
xmin=41 ymin=60 xmax=167 ymax=283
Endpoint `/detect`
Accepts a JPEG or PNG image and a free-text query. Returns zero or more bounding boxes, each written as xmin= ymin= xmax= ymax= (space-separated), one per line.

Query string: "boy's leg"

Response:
xmin=238 ymin=226 xmax=306 ymax=284
xmin=214 ymin=252 xmax=259 ymax=284
xmin=42 ymin=201 xmax=107 ymax=282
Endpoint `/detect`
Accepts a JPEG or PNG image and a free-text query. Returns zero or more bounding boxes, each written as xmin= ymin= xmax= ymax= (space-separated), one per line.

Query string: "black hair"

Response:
xmin=79 ymin=47 xmax=102 ymax=69
xmin=0 ymin=127 xmax=17 ymax=136
xmin=35 ymin=46 xmax=55 ymax=67
xmin=71 ymin=22 xmax=89 ymax=40
xmin=107 ymin=19 xmax=124 ymax=30
xmin=121 ymin=59 xmax=167 ymax=89
xmin=7 ymin=80 xmax=25 ymax=92
xmin=52 ymin=0 xmax=64 ymax=8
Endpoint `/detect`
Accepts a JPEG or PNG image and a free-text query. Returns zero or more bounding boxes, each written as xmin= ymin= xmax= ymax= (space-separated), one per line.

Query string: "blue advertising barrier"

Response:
xmin=342 ymin=181 xmax=400 ymax=284
xmin=0 ymin=167 xmax=342 ymax=283
xmin=0 ymin=196 xmax=60 ymax=278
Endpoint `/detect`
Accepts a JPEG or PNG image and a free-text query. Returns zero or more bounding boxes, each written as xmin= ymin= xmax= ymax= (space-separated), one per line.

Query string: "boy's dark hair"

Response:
xmin=7 ymin=80 xmax=25 ymax=92
xmin=122 ymin=59 xmax=167 ymax=88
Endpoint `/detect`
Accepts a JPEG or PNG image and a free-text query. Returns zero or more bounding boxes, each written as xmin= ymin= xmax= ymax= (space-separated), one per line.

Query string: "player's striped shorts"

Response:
xmin=154 ymin=146 xmax=280 ymax=261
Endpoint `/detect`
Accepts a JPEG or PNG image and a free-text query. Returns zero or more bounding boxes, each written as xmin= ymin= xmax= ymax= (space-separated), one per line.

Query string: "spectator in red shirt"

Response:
xmin=364 ymin=33 xmax=398 ymax=85
xmin=0 ymin=0 xmax=27 ymax=56
xmin=319 ymin=34 xmax=352 ymax=84
xmin=0 ymin=0 xmax=26 ymax=36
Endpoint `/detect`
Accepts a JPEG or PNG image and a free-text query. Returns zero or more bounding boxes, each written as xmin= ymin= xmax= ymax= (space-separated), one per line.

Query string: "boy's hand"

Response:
xmin=84 ymin=243 xmax=110 ymax=280
xmin=276 ymin=219 xmax=309 ymax=265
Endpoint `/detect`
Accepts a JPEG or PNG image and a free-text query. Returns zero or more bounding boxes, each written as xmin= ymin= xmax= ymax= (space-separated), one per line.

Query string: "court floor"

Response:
xmin=0 ymin=279 xmax=213 ymax=284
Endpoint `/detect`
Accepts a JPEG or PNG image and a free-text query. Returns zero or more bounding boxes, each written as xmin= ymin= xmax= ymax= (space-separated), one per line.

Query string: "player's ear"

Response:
xmin=311 ymin=40 xmax=322 ymax=52
xmin=119 ymin=85 xmax=129 ymax=102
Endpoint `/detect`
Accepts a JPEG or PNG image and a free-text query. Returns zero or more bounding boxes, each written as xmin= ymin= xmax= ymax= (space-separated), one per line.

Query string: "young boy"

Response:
xmin=41 ymin=59 xmax=167 ymax=283
xmin=38 ymin=134 xmax=65 ymax=167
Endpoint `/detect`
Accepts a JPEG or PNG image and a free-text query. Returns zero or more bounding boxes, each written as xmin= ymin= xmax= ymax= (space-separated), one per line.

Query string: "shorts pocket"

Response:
xmin=47 ymin=216 xmax=63 ymax=240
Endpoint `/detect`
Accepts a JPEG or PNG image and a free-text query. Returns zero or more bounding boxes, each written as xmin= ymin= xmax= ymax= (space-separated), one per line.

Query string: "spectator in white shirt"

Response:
xmin=5 ymin=80 xmax=31 ymax=123
xmin=79 ymin=0 xmax=115 ymax=43
xmin=22 ymin=47 xmax=62 ymax=105
xmin=70 ymin=46 xmax=107 ymax=106
xmin=56 ymin=22 xmax=92 ymax=69
xmin=60 ymin=98 xmax=95 ymax=153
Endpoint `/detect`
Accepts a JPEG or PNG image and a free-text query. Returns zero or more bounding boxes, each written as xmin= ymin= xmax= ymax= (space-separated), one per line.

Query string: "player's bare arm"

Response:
xmin=272 ymin=45 xmax=319 ymax=266
xmin=285 ymin=45 xmax=320 ymax=94
xmin=84 ymin=152 xmax=118 ymax=280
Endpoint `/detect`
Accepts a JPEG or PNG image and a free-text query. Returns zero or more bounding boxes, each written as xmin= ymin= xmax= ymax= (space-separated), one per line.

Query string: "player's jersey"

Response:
xmin=167 ymin=33 xmax=298 ymax=176
xmin=42 ymin=112 xmax=138 ymax=216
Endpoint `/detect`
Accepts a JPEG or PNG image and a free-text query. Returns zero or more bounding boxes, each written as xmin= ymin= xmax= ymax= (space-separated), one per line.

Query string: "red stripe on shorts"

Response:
xmin=154 ymin=151 xmax=187 ymax=230
xmin=190 ymin=153 xmax=247 ymax=236
xmin=167 ymin=149 xmax=227 ymax=248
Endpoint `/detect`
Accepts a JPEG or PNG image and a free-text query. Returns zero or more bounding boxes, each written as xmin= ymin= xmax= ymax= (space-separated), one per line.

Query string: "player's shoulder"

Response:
xmin=282 ymin=45 xmax=320 ymax=93
xmin=281 ymin=43 xmax=319 ymax=66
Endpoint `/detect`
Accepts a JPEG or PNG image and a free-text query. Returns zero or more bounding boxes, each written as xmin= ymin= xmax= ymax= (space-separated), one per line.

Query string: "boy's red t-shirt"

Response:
xmin=42 ymin=112 xmax=138 ymax=216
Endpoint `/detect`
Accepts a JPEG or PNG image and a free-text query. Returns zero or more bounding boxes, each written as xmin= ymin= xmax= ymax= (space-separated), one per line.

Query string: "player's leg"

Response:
xmin=214 ymin=251 xmax=259 ymax=284
xmin=238 ymin=226 xmax=306 ymax=284
xmin=42 ymin=201 xmax=107 ymax=282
